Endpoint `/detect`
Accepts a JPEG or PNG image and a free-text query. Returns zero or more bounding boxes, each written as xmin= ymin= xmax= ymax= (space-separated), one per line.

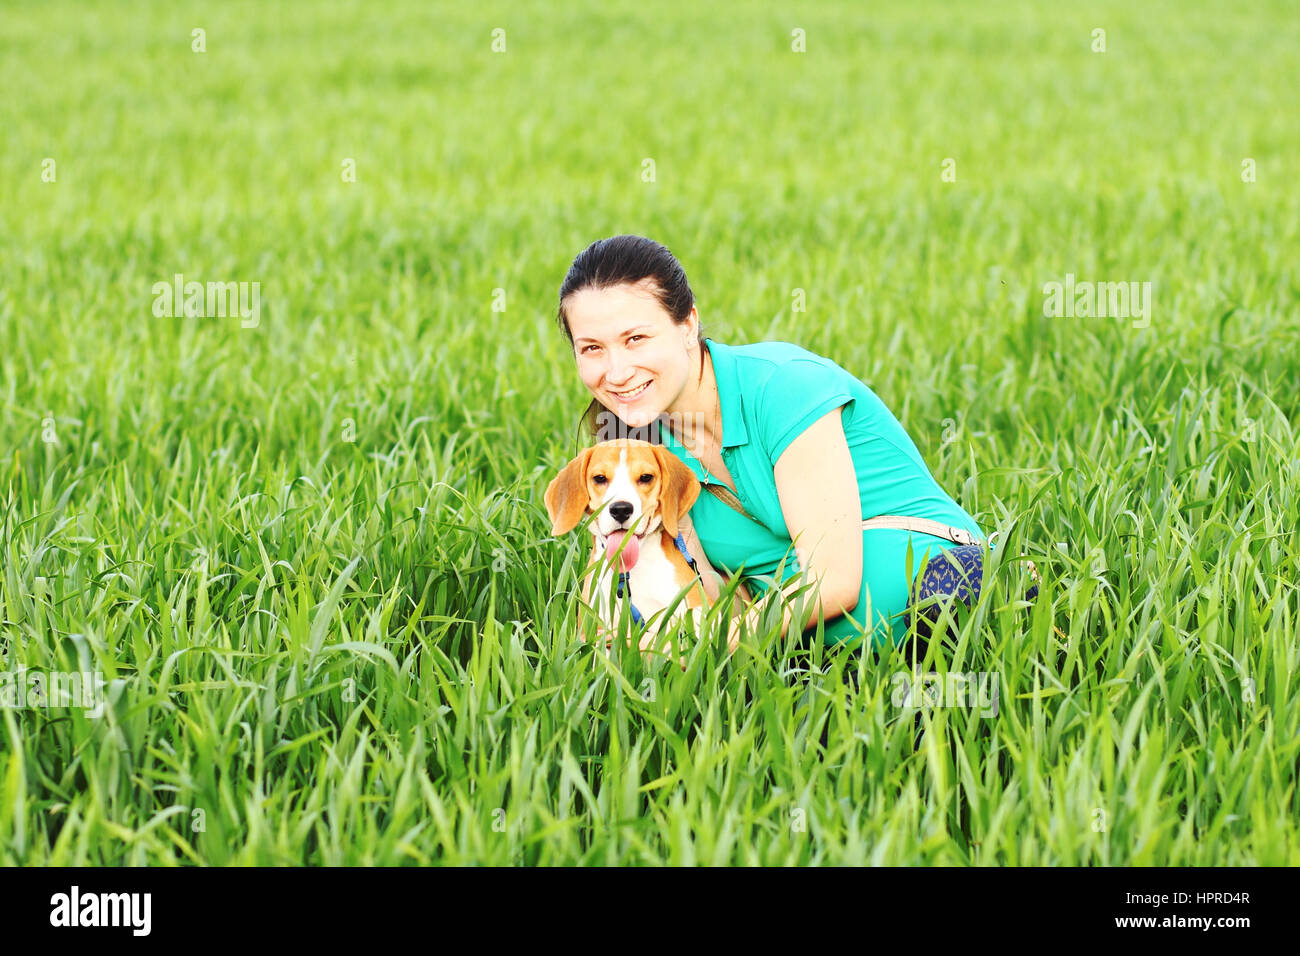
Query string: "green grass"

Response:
xmin=1 ymin=0 xmax=1297 ymax=864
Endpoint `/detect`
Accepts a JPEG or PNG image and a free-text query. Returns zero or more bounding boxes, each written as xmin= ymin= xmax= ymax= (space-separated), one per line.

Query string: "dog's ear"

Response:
xmin=652 ymin=445 xmax=701 ymax=538
xmin=545 ymin=448 xmax=594 ymax=536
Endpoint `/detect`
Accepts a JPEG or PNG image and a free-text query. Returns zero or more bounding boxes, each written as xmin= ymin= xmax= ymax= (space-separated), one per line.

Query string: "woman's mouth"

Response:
xmin=609 ymin=380 xmax=651 ymax=402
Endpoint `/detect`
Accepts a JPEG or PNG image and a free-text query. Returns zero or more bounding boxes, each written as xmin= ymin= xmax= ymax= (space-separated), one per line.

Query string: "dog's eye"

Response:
xmin=593 ymin=474 xmax=607 ymax=485
xmin=638 ymin=473 xmax=654 ymax=484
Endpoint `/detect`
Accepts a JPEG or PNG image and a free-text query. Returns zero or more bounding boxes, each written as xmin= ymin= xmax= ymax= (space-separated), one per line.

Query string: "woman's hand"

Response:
xmin=726 ymin=618 xmax=742 ymax=654
xmin=673 ymin=606 xmax=744 ymax=660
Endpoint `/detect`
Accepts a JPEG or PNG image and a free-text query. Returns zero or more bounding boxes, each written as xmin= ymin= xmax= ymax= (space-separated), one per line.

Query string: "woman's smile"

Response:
xmin=609 ymin=379 xmax=652 ymax=402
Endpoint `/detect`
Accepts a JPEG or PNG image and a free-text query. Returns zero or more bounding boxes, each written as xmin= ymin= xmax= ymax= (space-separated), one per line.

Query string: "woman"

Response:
xmin=555 ymin=234 xmax=994 ymax=657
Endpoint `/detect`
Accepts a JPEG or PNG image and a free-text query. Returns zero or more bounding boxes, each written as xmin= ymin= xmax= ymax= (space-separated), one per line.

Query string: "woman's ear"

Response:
xmin=545 ymin=448 xmax=594 ymax=535
xmin=652 ymin=445 xmax=701 ymax=538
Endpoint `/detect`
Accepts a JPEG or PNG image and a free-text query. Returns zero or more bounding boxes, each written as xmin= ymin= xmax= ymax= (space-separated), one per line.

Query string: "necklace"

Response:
xmin=701 ymin=380 xmax=723 ymax=485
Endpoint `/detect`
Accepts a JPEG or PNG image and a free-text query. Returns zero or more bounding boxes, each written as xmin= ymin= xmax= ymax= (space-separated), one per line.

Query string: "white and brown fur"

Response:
xmin=545 ymin=439 xmax=712 ymax=644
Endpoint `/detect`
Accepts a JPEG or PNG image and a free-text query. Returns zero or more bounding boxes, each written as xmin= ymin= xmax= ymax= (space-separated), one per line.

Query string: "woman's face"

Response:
xmin=565 ymin=280 xmax=698 ymax=429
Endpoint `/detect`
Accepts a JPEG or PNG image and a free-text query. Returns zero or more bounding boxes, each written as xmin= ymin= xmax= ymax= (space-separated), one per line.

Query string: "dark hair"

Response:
xmin=556 ymin=235 xmax=706 ymax=449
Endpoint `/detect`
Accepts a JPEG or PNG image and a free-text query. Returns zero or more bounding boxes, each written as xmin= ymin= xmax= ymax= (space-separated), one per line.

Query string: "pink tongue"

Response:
xmin=605 ymin=530 xmax=640 ymax=572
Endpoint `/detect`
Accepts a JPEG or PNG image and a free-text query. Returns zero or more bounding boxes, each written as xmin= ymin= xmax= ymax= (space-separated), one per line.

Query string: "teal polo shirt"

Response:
xmin=656 ymin=337 xmax=984 ymax=651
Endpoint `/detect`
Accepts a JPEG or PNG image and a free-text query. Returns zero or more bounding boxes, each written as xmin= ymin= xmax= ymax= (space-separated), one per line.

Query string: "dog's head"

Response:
xmin=544 ymin=439 xmax=701 ymax=554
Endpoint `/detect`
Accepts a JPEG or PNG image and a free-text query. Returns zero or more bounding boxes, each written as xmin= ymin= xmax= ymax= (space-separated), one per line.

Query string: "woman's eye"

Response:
xmin=638 ymin=473 xmax=653 ymax=484
xmin=581 ymin=345 xmax=599 ymax=354
xmin=593 ymin=475 xmax=607 ymax=485
xmin=629 ymin=334 xmax=644 ymax=343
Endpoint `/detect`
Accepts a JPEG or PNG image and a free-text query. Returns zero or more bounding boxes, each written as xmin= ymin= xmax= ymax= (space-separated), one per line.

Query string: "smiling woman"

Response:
xmin=554 ymin=234 xmax=991 ymax=656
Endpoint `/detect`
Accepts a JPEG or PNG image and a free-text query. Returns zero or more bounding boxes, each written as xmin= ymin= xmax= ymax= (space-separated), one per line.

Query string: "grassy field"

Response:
xmin=1 ymin=0 xmax=1297 ymax=865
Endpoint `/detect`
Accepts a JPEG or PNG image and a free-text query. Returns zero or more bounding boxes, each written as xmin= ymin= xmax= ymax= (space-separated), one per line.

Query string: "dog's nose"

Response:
xmin=608 ymin=500 xmax=634 ymax=523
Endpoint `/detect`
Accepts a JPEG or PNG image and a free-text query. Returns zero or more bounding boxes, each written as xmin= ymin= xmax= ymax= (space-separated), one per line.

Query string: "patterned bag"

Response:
xmin=905 ymin=543 xmax=1041 ymax=640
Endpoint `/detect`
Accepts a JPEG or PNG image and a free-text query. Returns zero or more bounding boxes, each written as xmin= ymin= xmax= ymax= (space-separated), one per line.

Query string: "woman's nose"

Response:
xmin=603 ymin=349 xmax=633 ymax=384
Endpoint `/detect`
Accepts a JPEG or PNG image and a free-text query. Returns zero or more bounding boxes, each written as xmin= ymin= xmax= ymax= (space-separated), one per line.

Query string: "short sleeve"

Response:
xmin=758 ymin=358 xmax=854 ymax=464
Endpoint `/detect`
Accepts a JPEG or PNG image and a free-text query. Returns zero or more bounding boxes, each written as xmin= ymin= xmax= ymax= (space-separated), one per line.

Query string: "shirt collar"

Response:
xmin=706 ymin=338 xmax=749 ymax=448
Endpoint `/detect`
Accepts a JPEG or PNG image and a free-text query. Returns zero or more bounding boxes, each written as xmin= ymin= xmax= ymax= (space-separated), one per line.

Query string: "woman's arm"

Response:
xmin=678 ymin=511 xmax=753 ymax=609
xmin=725 ymin=407 xmax=862 ymax=651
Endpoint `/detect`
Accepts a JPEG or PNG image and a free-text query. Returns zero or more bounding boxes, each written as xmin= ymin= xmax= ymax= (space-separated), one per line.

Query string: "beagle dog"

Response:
xmin=545 ymin=439 xmax=713 ymax=650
